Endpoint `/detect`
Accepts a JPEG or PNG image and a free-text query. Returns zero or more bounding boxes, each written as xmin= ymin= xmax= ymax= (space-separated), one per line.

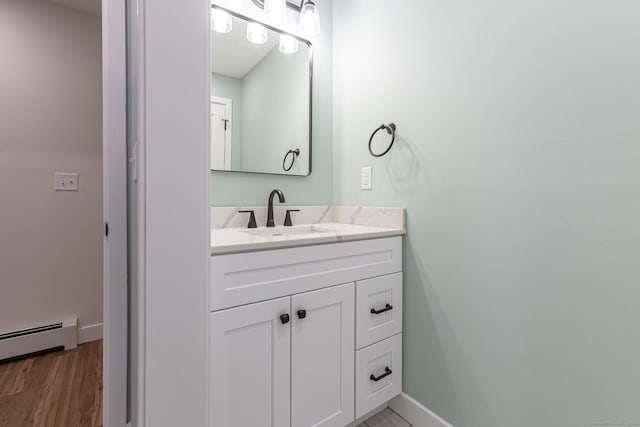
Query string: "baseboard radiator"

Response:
xmin=0 ymin=318 xmax=77 ymax=363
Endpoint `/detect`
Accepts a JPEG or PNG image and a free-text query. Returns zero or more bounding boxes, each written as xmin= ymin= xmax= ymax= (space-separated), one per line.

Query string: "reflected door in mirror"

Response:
xmin=211 ymin=96 xmax=232 ymax=170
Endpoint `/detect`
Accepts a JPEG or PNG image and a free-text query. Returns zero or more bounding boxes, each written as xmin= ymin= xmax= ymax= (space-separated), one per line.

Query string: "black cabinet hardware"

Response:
xmin=297 ymin=309 xmax=307 ymax=319
xmin=284 ymin=209 xmax=300 ymax=226
xmin=238 ymin=210 xmax=257 ymax=228
xmin=280 ymin=314 xmax=290 ymax=324
xmin=370 ymin=367 xmax=392 ymax=382
xmin=368 ymin=123 xmax=396 ymax=158
xmin=370 ymin=304 xmax=393 ymax=315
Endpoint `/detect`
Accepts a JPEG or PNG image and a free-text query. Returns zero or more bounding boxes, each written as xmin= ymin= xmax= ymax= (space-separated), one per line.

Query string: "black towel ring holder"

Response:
xmin=283 ymin=148 xmax=300 ymax=171
xmin=368 ymin=123 xmax=396 ymax=157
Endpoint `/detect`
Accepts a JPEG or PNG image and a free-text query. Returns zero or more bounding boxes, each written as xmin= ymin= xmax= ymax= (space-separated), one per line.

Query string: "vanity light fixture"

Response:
xmin=251 ymin=0 xmax=320 ymax=38
xmin=299 ymin=0 xmax=320 ymax=38
xmin=246 ymin=22 xmax=268 ymax=44
xmin=211 ymin=8 xmax=233 ymax=33
xmin=279 ymin=34 xmax=299 ymax=54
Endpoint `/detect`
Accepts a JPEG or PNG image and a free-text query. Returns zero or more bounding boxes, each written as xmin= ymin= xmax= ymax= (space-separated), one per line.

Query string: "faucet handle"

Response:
xmin=284 ymin=209 xmax=300 ymax=227
xmin=238 ymin=210 xmax=257 ymax=229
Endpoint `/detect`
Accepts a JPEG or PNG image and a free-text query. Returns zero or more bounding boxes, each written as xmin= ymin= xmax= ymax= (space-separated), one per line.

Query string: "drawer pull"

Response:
xmin=370 ymin=367 xmax=392 ymax=382
xmin=297 ymin=309 xmax=307 ymax=319
xmin=370 ymin=304 xmax=393 ymax=315
xmin=280 ymin=314 xmax=290 ymax=324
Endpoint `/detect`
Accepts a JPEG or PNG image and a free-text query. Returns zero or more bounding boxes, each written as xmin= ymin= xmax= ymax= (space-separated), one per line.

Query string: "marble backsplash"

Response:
xmin=211 ymin=206 xmax=405 ymax=230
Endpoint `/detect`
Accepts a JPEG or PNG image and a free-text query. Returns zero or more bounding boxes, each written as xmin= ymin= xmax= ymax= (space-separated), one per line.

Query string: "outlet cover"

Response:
xmin=55 ymin=173 xmax=79 ymax=191
xmin=361 ymin=166 xmax=372 ymax=190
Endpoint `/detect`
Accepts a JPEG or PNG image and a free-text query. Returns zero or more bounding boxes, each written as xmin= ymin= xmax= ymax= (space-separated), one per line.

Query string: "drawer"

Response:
xmin=356 ymin=272 xmax=402 ymax=349
xmin=211 ymin=237 xmax=402 ymax=311
xmin=355 ymin=333 xmax=402 ymax=418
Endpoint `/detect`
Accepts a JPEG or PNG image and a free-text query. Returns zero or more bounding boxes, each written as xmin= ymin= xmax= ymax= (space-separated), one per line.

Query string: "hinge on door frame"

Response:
xmin=105 ymin=222 xmax=109 ymax=237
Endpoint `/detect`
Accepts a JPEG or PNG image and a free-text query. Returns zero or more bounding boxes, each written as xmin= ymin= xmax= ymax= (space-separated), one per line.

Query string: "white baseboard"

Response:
xmin=389 ymin=393 xmax=454 ymax=427
xmin=78 ymin=323 xmax=103 ymax=344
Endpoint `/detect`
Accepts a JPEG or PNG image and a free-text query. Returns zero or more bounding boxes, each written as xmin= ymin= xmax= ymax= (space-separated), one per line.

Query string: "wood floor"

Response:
xmin=359 ymin=408 xmax=413 ymax=427
xmin=0 ymin=340 xmax=102 ymax=427
xmin=0 ymin=339 xmax=410 ymax=427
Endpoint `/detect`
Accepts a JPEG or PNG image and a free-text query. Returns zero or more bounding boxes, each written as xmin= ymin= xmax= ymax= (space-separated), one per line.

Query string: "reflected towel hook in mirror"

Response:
xmin=368 ymin=123 xmax=396 ymax=157
xmin=283 ymin=148 xmax=300 ymax=171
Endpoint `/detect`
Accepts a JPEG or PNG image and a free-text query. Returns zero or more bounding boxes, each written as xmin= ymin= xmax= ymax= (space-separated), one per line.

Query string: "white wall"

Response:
xmin=139 ymin=0 xmax=211 ymax=424
xmin=333 ymin=1 xmax=640 ymax=426
xmin=0 ymin=0 xmax=103 ymax=333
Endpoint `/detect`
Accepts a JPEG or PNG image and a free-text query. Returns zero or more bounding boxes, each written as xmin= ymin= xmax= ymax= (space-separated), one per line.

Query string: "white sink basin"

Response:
xmin=241 ymin=225 xmax=335 ymax=237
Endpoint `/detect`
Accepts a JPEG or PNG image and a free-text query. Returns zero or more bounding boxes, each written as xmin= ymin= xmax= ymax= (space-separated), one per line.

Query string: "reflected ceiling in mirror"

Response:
xmin=211 ymin=7 xmax=312 ymax=176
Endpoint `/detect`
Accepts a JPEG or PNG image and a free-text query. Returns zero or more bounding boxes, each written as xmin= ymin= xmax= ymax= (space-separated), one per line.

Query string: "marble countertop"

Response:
xmin=211 ymin=222 xmax=405 ymax=255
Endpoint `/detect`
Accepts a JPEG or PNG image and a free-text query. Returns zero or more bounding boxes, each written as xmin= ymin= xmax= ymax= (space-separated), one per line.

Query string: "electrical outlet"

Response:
xmin=54 ymin=173 xmax=79 ymax=191
xmin=361 ymin=166 xmax=372 ymax=190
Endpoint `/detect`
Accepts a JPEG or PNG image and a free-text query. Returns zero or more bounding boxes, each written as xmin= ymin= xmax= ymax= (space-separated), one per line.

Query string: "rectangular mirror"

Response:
xmin=211 ymin=7 xmax=312 ymax=176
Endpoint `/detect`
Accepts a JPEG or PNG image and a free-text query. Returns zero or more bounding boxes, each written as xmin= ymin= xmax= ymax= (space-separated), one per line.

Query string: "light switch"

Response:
xmin=361 ymin=166 xmax=372 ymax=190
xmin=55 ymin=173 xmax=79 ymax=191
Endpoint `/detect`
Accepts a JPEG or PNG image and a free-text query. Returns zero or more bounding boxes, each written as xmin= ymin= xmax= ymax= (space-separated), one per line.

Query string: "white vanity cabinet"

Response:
xmin=209 ymin=297 xmax=291 ymax=427
xmin=209 ymin=236 xmax=403 ymax=427
xmin=291 ymin=284 xmax=355 ymax=427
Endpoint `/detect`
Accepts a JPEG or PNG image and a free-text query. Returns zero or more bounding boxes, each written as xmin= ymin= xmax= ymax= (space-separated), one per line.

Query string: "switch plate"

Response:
xmin=361 ymin=166 xmax=372 ymax=190
xmin=54 ymin=173 xmax=79 ymax=191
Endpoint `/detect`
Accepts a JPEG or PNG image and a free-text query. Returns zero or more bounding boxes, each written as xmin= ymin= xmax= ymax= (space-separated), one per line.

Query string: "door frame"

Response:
xmin=102 ymin=0 xmax=128 ymax=425
xmin=211 ymin=96 xmax=232 ymax=170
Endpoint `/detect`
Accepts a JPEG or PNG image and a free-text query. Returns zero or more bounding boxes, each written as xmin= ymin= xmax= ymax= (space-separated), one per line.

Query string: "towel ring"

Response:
xmin=283 ymin=148 xmax=300 ymax=171
xmin=368 ymin=123 xmax=396 ymax=157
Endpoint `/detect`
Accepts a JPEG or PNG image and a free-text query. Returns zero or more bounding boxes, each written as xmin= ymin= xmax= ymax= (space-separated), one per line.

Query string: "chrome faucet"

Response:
xmin=266 ymin=189 xmax=285 ymax=227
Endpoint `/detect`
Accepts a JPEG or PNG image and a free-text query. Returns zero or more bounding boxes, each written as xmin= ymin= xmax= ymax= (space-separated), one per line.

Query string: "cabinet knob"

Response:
xmin=297 ymin=309 xmax=307 ymax=319
xmin=280 ymin=314 xmax=290 ymax=324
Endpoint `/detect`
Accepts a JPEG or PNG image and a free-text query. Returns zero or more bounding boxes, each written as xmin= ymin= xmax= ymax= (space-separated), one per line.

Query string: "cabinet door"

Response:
xmin=209 ymin=297 xmax=291 ymax=427
xmin=291 ymin=283 xmax=355 ymax=427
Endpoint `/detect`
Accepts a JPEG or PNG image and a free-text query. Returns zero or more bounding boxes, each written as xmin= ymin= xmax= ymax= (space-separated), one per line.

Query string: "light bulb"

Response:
xmin=264 ymin=0 xmax=286 ymax=24
xmin=279 ymin=34 xmax=299 ymax=54
xmin=246 ymin=22 xmax=268 ymax=44
xmin=211 ymin=9 xmax=232 ymax=34
xmin=299 ymin=0 xmax=320 ymax=38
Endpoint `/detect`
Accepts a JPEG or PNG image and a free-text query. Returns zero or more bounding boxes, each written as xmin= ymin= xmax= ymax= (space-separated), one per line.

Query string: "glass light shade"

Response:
xmin=264 ymin=0 xmax=286 ymax=24
xmin=246 ymin=22 xmax=268 ymax=44
xmin=299 ymin=1 xmax=320 ymax=38
xmin=211 ymin=9 xmax=232 ymax=33
xmin=279 ymin=34 xmax=299 ymax=54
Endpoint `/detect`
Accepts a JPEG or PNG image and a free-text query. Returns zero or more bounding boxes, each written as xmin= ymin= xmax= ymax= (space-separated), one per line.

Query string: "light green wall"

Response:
xmin=241 ymin=45 xmax=309 ymax=175
xmin=211 ymin=0 xmax=332 ymax=206
xmin=333 ymin=1 xmax=640 ymax=427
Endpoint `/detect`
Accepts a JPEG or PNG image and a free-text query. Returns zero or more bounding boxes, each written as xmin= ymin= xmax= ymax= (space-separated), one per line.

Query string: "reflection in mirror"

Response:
xmin=211 ymin=7 xmax=312 ymax=176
